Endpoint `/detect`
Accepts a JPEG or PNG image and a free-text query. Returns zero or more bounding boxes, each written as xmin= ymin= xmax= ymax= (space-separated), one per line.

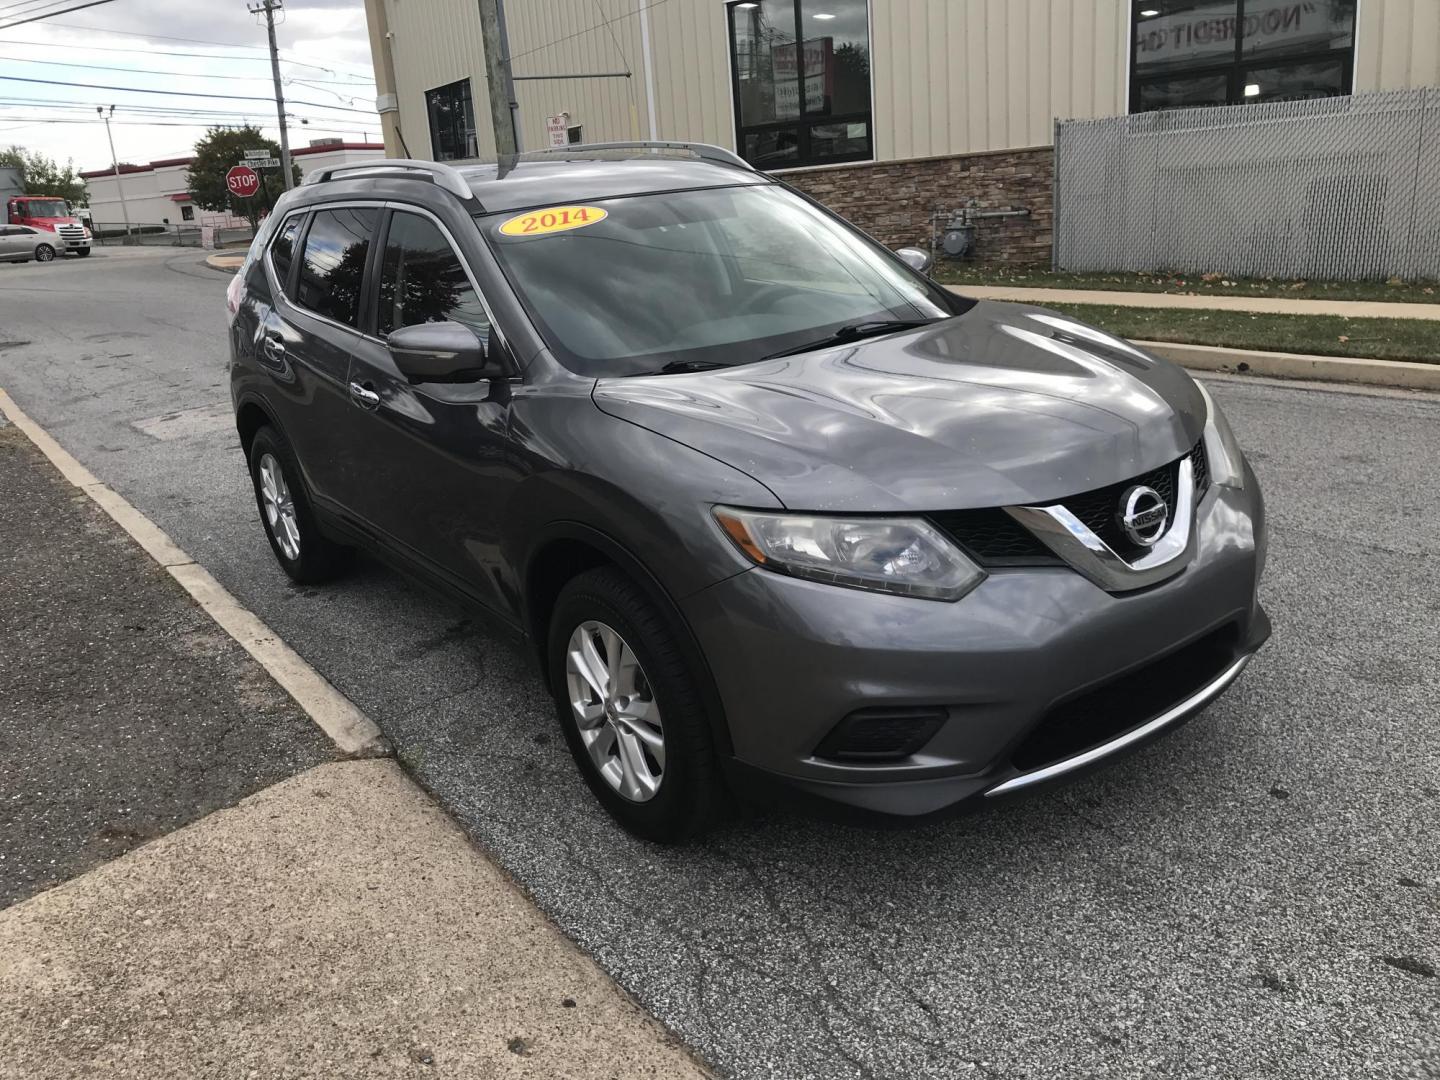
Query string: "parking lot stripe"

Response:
xmin=0 ymin=387 xmax=388 ymax=758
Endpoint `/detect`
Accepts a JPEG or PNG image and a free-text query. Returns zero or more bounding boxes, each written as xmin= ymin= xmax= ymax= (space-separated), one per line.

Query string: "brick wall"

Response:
xmin=778 ymin=146 xmax=1055 ymax=266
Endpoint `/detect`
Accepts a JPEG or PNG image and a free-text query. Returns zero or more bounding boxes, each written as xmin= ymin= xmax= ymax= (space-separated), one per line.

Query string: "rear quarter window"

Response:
xmin=294 ymin=207 xmax=378 ymax=328
xmin=266 ymin=214 xmax=305 ymax=294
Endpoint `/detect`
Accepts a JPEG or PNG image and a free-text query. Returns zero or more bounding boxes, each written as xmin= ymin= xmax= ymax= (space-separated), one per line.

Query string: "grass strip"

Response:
xmin=1037 ymin=302 xmax=1439 ymax=365
xmin=935 ymin=265 xmax=1440 ymax=306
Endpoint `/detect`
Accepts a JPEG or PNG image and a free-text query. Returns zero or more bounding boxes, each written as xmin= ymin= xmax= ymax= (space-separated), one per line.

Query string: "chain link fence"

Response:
xmin=1054 ymin=88 xmax=1440 ymax=281
xmin=89 ymin=224 xmax=256 ymax=248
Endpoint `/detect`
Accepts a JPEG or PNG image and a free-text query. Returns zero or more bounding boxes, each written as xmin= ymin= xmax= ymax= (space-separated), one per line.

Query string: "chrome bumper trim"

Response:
xmin=984 ymin=651 xmax=1253 ymax=798
xmin=1005 ymin=456 xmax=1196 ymax=593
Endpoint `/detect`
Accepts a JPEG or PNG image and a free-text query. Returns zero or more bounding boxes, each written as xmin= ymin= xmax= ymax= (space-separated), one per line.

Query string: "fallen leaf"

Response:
xmin=1338 ymin=335 xmax=1350 ymax=342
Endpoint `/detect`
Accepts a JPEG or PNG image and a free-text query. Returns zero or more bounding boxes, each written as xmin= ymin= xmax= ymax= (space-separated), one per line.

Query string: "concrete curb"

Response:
xmin=1135 ymin=339 xmax=1440 ymax=392
xmin=205 ymin=252 xmax=243 ymax=274
xmin=0 ymin=387 xmax=389 ymax=757
xmin=0 ymin=759 xmax=717 ymax=1079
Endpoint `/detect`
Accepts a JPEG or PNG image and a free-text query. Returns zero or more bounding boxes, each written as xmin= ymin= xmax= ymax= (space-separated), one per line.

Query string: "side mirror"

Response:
xmin=894 ymin=246 xmax=932 ymax=274
xmin=386 ymin=321 xmax=504 ymax=383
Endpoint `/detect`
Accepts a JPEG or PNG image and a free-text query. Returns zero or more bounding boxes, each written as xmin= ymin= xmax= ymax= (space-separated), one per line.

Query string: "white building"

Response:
xmin=80 ymin=141 xmax=386 ymax=232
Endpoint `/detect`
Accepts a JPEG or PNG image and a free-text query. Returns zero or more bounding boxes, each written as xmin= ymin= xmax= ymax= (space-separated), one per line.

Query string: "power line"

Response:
xmin=0 ymin=36 xmax=376 ymax=81
xmin=0 ymin=74 xmax=377 ymax=113
xmin=2 ymin=117 xmax=380 ymax=135
xmin=40 ymin=19 xmax=377 ymax=76
xmin=0 ymin=0 xmax=71 ymax=18
xmin=505 ymin=0 xmax=671 ymax=64
xmin=0 ymin=0 xmax=117 ymax=31
xmin=0 ymin=52 xmax=373 ymax=86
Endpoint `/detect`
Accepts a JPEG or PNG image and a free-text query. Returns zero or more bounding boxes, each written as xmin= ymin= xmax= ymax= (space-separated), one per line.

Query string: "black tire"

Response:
xmin=547 ymin=567 xmax=726 ymax=843
xmin=247 ymin=425 xmax=353 ymax=584
xmin=34 ymin=244 xmax=55 ymax=262
xmin=75 ymin=247 xmax=91 ymax=257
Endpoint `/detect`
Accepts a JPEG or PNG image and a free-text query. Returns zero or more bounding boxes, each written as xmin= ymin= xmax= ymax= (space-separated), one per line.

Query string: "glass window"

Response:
xmin=483 ymin=184 xmax=971 ymax=377
xmin=17 ymin=198 xmax=68 ymax=218
xmin=268 ymin=213 xmax=304 ymax=292
xmin=426 ymin=79 xmax=478 ymax=162
xmin=1131 ymin=1 xmax=1355 ymax=112
xmin=728 ymin=0 xmax=872 ymax=170
xmin=180 ymin=205 xmax=195 ymax=222
xmin=376 ymin=211 xmax=488 ymax=339
xmin=294 ymin=207 xmax=378 ymax=328
xmin=1137 ymin=71 xmax=1230 ymax=111
xmin=1243 ymin=56 xmax=1349 ymax=103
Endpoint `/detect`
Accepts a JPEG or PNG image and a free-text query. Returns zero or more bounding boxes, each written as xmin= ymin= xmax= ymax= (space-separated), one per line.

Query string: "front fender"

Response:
xmin=500 ymin=395 xmax=782 ymax=611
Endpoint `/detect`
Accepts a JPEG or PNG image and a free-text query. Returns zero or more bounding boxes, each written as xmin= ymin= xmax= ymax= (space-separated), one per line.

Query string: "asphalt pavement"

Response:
xmin=0 ymin=416 xmax=332 ymax=907
xmin=1 ymin=248 xmax=1435 ymax=1079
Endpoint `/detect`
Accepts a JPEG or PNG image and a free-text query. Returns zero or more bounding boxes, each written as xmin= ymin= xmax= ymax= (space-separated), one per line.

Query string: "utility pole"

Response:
xmin=495 ymin=0 xmax=521 ymax=151
xmin=476 ymin=0 xmax=516 ymax=156
xmin=250 ymin=0 xmax=295 ymax=190
xmin=96 ymin=105 xmax=132 ymax=239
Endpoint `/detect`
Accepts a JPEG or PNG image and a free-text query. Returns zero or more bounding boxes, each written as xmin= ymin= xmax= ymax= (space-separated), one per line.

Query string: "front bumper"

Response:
xmin=682 ymin=473 xmax=1269 ymax=818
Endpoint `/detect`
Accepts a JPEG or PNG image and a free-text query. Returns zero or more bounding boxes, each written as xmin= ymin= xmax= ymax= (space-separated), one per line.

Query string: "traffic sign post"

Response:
xmin=226 ymin=164 xmax=261 ymax=198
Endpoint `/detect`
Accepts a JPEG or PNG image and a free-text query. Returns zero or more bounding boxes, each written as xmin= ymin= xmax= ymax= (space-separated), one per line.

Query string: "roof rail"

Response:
xmin=531 ymin=141 xmax=757 ymax=172
xmin=302 ymin=158 xmax=473 ymax=200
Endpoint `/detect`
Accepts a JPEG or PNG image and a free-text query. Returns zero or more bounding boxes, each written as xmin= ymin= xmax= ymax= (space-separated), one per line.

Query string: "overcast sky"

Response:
xmin=0 ymin=0 xmax=377 ymax=174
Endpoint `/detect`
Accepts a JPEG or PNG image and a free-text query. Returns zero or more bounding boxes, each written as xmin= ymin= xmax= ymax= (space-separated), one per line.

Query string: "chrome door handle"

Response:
xmin=348 ymin=381 xmax=381 ymax=410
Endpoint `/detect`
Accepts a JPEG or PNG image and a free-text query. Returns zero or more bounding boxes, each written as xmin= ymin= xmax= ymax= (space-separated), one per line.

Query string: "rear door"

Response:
xmin=338 ymin=205 xmax=519 ymax=613
xmin=0 ymin=226 xmax=25 ymax=259
xmin=263 ymin=203 xmax=382 ymax=513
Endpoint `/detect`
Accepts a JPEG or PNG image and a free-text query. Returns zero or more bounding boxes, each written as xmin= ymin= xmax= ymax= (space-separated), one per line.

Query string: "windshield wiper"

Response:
xmin=762 ymin=319 xmax=939 ymax=361
xmin=649 ymin=359 xmax=729 ymax=375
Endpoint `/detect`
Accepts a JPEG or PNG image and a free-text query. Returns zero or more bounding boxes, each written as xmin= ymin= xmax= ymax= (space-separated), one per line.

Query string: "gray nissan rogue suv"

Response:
xmin=227 ymin=142 xmax=1269 ymax=842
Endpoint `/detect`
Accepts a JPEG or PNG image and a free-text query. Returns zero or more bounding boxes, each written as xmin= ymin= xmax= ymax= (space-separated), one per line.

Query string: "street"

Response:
xmin=1 ymin=248 xmax=1436 ymax=1079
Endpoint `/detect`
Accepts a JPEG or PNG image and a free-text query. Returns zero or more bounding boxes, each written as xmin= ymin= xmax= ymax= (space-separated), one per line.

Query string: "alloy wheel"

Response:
xmin=565 ymin=620 xmax=666 ymax=802
xmin=257 ymin=452 xmax=301 ymax=560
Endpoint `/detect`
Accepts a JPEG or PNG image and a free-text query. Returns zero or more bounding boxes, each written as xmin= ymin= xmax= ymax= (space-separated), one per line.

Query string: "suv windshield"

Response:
xmin=20 ymin=199 xmax=69 ymax=218
xmin=482 ymin=184 xmax=970 ymax=377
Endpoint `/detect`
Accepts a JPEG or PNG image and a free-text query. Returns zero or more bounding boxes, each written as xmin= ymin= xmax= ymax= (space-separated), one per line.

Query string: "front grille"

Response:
xmin=929 ymin=442 xmax=1208 ymax=567
xmin=1009 ymin=623 xmax=1239 ymax=772
xmin=927 ymin=507 xmax=1056 ymax=565
xmin=1056 ymin=442 xmax=1206 ymax=560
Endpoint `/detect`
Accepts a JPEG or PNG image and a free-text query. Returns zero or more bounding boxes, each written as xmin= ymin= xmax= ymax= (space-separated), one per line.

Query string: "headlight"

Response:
xmin=1195 ymin=381 xmax=1246 ymax=489
xmin=713 ymin=507 xmax=985 ymax=601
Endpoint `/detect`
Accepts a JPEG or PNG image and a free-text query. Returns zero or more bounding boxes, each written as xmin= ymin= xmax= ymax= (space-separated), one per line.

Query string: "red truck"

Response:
xmin=5 ymin=194 xmax=92 ymax=257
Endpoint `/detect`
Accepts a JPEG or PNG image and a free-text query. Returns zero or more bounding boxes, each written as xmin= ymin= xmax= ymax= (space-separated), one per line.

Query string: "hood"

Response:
xmin=25 ymin=217 xmax=82 ymax=231
xmin=592 ymin=301 xmax=1206 ymax=512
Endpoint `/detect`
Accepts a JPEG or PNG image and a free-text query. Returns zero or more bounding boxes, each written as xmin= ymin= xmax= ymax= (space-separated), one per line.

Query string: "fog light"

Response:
xmin=813 ymin=707 xmax=947 ymax=763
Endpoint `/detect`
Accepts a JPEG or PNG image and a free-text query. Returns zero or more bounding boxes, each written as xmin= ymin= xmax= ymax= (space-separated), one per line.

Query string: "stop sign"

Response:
xmin=226 ymin=164 xmax=261 ymax=198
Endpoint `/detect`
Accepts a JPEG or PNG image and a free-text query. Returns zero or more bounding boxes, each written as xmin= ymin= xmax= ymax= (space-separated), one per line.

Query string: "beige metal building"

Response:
xmin=362 ymin=0 xmax=1440 ymax=262
xmin=364 ymin=1 xmax=1436 ymax=162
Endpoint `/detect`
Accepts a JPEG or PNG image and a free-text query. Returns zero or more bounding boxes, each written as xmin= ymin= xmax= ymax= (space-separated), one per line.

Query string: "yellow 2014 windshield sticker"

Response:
xmin=498 ymin=205 xmax=607 ymax=237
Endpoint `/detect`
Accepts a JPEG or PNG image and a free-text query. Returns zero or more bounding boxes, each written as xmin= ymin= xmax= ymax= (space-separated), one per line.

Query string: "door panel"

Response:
xmin=267 ymin=206 xmax=380 ymax=509
xmin=340 ymin=207 xmax=520 ymax=615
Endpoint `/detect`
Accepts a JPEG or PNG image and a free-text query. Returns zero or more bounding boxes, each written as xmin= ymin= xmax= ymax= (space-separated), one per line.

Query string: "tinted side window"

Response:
xmin=269 ymin=214 xmax=304 ymax=293
xmin=295 ymin=206 xmax=378 ymax=328
xmin=376 ymin=212 xmax=488 ymax=339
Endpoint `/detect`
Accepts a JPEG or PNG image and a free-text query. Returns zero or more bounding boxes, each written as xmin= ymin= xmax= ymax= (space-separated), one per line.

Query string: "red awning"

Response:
xmin=169 ymin=193 xmax=192 ymax=202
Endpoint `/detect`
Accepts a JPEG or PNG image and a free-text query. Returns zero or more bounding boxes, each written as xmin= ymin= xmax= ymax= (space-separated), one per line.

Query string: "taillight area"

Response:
xmin=225 ymin=272 xmax=243 ymax=322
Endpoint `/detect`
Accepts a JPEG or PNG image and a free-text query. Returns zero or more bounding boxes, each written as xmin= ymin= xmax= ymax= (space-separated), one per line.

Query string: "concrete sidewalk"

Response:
xmin=0 ymin=406 xmax=711 ymax=1080
xmin=0 ymin=760 xmax=710 ymax=1080
xmin=953 ymin=284 xmax=1440 ymax=321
